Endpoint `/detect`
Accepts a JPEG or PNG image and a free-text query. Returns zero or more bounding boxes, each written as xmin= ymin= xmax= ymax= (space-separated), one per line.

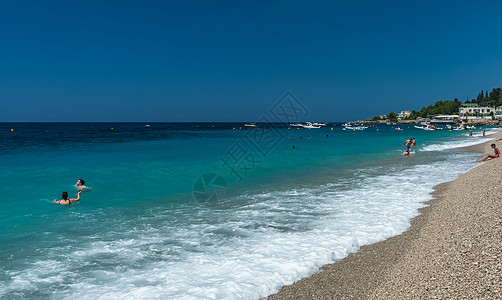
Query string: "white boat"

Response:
xmin=145 ymin=124 xmax=151 ymax=128
xmin=342 ymin=122 xmax=368 ymax=130
xmin=466 ymin=125 xmax=476 ymax=129
xmin=344 ymin=126 xmax=365 ymax=131
xmin=302 ymin=122 xmax=321 ymax=129
xmin=244 ymin=123 xmax=257 ymax=127
xmin=394 ymin=127 xmax=403 ymax=131
xmin=312 ymin=122 xmax=327 ymax=126
xmin=414 ymin=124 xmax=436 ymax=130
xmin=289 ymin=123 xmax=303 ymax=127
xmin=453 ymin=125 xmax=465 ymax=131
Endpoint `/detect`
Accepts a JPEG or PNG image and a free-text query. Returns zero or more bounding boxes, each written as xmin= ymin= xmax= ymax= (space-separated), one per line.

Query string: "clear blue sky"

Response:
xmin=1 ymin=0 xmax=501 ymax=122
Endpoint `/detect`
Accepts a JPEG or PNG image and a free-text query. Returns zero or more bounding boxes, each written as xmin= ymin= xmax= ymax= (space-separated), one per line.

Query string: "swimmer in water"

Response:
xmin=75 ymin=179 xmax=92 ymax=191
xmin=54 ymin=190 xmax=81 ymax=205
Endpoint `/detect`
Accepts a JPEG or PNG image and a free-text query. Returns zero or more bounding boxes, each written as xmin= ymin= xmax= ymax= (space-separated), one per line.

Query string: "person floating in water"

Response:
xmin=54 ymin=190 xmax=81 ymax=205
xmin=477 ymin=143 xmax=500 ymax=162
xmin=75 ymin=179 xmax=92 ymax=191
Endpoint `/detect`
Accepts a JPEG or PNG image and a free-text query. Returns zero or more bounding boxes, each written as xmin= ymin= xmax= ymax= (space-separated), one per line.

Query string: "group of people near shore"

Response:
xmin=53 ymin=179 xmax=91 ymax=205
xmin=402 ymin=137 xmax=416 ymax=156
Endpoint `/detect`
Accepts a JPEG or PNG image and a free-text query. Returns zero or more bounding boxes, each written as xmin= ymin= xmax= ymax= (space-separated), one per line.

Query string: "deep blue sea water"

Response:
xmin=0 ymin=122 xmax=495 ymax=299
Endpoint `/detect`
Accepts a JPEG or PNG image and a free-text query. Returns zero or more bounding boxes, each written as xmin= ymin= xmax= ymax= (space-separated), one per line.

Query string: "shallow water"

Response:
xmin=0 ymin=123 xmax=495 ymax=299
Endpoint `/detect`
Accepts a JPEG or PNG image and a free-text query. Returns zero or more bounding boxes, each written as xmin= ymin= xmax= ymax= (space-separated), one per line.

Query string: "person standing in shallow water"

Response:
xmin=54 ymin=190 xmax=81 ymax=205
xmin=403 ymin=138 xmax=413 ymax=152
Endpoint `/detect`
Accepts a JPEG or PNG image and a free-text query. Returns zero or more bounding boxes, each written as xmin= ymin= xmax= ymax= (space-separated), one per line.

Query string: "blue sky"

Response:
xmin=1 ymin=0 xmax=501 ymax=122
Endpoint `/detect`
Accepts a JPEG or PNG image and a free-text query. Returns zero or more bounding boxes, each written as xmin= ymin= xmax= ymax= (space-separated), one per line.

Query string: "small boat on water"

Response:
xmin=145 ymin=124 xmax=151 ymax=128
xmin=342 ymin=122 xmax=367 ymax=131
xmin=414 ymin=124 xmax=436 ymax=130
xmin=244 ymin=123 xmax=257 ymax=127
xmin=302 ymin=122 xmax=321 ymax=129
xmin=312 ymin=122 xmax=327 ymax=126
xmin=289 ymin=123 xmax=303 ymax=127
xmin=466 ymin=125 xmax=476 ymax=129
xmin=343 ymin=126 xmax=366 ymax=131
xmin=394 ymin=127 xmax=403 ymax=131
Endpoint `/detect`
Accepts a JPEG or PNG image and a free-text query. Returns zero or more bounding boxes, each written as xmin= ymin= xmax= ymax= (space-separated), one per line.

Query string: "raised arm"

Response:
xmin=70 ymin=191 xmax=81 ymax=202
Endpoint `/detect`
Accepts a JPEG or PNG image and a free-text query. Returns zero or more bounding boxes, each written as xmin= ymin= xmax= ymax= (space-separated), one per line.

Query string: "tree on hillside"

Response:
xmin=477 ymin=90 xmax=484 ymax=102
xmin=489 ymin=88 xmax=502 ymax=106
xmin=387 ymin=112 xmax=398 ymax=122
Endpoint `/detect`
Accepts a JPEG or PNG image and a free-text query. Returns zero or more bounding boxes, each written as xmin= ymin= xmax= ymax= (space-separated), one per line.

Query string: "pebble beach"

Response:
xmin=270 ymin=130 xmax=502 ymax=299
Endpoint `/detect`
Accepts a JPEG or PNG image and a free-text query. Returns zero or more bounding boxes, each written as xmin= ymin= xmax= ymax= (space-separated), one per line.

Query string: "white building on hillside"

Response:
xmin=398 ymin=111 xmax=411 ymax=119
xmin=459 ymin=103 xmax=494 ymax=118
xmin=495 ymin=106 xmax=502 ymax=118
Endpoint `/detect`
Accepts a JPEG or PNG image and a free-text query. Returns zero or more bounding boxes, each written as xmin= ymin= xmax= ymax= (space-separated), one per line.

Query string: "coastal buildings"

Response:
xmin=496 ymin=106 xmax=502 ymax=118
xmin=459 ymin=103 xmax=494 ymax=118
xmin=398 ymin=110 xmax=411 ymax=119
xmin=371 ymin=103 xmax=502 ymax=124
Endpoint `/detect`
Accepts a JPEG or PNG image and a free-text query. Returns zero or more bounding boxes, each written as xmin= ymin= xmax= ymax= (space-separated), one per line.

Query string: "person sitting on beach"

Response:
xmin=75 ymin=179 xmax=92 ymax=191
xmin=402 ymin=138 xmax=413 ymax=151
xmin=54 ymin=190 xmax=81 ymax=205
xmin=477 ymin=144 xmax=500 ymax=162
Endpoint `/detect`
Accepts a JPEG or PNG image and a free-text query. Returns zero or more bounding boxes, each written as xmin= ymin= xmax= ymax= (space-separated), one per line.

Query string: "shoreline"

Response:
xmin=269 ymin=130 xmax=502 ymax=299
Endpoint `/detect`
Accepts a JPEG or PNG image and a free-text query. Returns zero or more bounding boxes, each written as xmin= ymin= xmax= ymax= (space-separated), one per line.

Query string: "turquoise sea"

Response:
xmin=0 ymin=122 xmax=495 ymax=299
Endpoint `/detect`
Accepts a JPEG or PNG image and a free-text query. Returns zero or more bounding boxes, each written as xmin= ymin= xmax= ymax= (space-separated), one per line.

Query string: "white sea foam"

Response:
xmin=422 ymin=128 xmax=500 ymax=151
xmin=0 ymin=152 xmax=480 ymax=299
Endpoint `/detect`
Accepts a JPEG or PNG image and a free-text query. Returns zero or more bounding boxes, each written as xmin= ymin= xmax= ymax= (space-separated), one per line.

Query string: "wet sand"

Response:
xmin=270 ymin=130 xmax=502 ymax=299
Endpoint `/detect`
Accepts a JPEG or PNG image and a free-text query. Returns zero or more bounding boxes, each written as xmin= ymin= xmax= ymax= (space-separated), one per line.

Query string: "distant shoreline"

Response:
xmin=360 ymin=119 xmax=502 ymax=126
